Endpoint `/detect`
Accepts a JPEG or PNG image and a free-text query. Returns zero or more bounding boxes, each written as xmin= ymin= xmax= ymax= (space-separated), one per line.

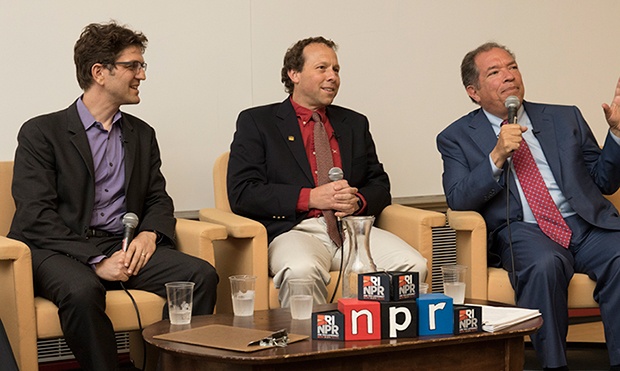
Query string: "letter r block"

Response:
xmin=417 ymin=293 xmax=453 ymax=336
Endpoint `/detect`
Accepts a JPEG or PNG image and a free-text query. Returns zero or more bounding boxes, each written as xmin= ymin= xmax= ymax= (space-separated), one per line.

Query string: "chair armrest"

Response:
xmin=175 ymin=218 xmax=227 ymax=264
xmin=0 ymin=236 xmax=38 ymax=371
xmin=375 ymin=204 xmax=446 ymax=286
xmin=198 ymin=208 xmax=265 ymax=239
xmin=198 ymin=208 xmax=270 ymax=312
xmin=446 ymin=209 xmax=488 ymax=301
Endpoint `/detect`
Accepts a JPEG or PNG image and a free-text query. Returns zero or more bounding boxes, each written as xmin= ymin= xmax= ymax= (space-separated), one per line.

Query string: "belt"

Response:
xmin=85 ymin=228 xmax=118 ymax=238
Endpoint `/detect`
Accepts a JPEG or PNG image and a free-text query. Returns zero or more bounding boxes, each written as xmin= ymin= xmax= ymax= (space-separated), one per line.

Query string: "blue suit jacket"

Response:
xmin=437 ymin=101 xmax=620 ymax=240
xmin=227 ymin=98 xmax=391 ymax=243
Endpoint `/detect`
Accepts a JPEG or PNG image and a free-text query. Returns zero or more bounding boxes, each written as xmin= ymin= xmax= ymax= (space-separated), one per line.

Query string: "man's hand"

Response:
xmin=309 ymin=179 xmax=360 ymax=218
xmin=94 ymin=250 xmax=130 ymax=281
xmin=123 ymin=231 xmax=157 ymax=276
xmin=602 ymin=76 xmax=620 ymax=137
xmin=491 ymin=123 xmax=528 ymax=168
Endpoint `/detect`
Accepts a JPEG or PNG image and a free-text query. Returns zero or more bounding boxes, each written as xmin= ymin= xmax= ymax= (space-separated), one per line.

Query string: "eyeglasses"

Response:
xmin=112 ymin=61 xmax=147 ymax=73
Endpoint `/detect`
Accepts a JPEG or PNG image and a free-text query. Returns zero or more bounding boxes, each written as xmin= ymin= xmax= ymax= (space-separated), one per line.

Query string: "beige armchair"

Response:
xmin=199 ymin=152 xmax=447 ymax=309
xmin=445 ymin=191 xmax=620 ymax=342
xmin=0 ymin=161 xmax=228 ymax=371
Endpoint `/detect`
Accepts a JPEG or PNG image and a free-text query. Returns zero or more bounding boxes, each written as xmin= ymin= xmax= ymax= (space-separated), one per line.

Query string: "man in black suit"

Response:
xmin=227 ymin=37 xmax=427 ymax=307
xmin=8 ymin=21 xmax=218 ymax=370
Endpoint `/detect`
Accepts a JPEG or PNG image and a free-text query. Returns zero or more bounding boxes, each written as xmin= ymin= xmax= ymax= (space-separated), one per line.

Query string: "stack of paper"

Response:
xmin=480 ymin=305 xmax=541 ymax=332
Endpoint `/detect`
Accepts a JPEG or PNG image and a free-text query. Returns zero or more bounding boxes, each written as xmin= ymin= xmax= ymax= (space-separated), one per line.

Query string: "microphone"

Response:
xmin=504 ymin=95 xmax=521 ymax=124
xmin=121 ymin=212 xmax=139 ymax=251
xmin=328 ymin=167 xmax=345 ymax=234
xmin=328 ymin=167 xmax=344 ymax=182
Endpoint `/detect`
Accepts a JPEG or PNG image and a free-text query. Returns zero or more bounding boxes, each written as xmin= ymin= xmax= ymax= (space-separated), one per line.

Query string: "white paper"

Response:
xmin=480 ymin=305 xmax=541 ymax=332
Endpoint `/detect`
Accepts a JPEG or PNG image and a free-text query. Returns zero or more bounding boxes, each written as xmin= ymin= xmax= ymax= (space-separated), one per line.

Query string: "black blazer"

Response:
xmin=8 ymin=100 xmax=176 ymax=270
xmin=227 ymin=98 xmax=391 ymax=242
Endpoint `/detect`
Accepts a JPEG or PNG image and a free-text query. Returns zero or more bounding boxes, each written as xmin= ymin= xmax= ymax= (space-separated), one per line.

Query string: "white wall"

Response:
xmin=1 ymin=1 xmax=619 ymax=211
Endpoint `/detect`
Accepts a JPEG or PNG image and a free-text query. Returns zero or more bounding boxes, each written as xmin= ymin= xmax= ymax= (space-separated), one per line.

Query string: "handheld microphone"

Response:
xmin=503 ymin=96 xmax=520 ymax=299
xmin=328 ymin=167 xmax=345 ymax=231
xmin=327 ymin=166 xmax=345 ymax=304
xmin=328 ymin=167 xmax=344 ymax=182
xmin=121 ymin=212 xmax=139 ymax=251
xmin=504 ymin=95 xmax=521 ymax=124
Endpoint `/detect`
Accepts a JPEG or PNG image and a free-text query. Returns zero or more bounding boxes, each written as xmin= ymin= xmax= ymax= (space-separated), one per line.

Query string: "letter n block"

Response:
xmin=417 ymin=293 xmax=453 ymax=336
xmin=338 ymin=298 xmax=381 ymax=340
xmin=380 ymin=300 xmax=417 ymax=338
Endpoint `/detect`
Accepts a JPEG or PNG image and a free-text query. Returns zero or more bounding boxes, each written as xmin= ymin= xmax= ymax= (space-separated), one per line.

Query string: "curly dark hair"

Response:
xmin=281 ymin=36 xmax=338 ymax=94
xmin=461 ymin=42 xmax=515 ymax=103
xmin=74 ymin=21 xmax=148 ymax=90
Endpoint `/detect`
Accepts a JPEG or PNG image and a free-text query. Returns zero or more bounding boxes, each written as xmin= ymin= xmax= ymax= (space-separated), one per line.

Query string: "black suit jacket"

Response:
xmin=8 ymin=100 xmax=176 ymax=271
xmin=227 ymin=98 xmax=391 ymax=242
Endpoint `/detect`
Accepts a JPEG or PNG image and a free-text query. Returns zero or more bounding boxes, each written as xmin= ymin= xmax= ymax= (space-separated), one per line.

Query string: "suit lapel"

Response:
xmin=121 ymin=114 xmax=137 ymax=189
xmin=467 ymin=109 xmax=521 ymax=197
xmin=67 ymin=103 xmax=95 ymax=179
xmin=275 ymin=100 xmax=314 ymax=184
xmin=469 ymin=109 xmax=501 ymax=161
xmin=523 ymin=102 xmax=563 ymax=187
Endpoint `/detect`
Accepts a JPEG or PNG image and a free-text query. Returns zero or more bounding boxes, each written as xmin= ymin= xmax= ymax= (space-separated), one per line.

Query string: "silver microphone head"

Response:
xmin=504 ymin=95 xmax=521 ymax=110
xmin=328 ymin=167 xmax=344 ymax=182
xmin=122 ymin=212 xmax=139 ymax=228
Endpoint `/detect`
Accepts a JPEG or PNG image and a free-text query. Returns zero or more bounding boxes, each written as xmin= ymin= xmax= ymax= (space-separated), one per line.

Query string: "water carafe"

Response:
xmin=342 ymin=216 xmax=377 ymax=298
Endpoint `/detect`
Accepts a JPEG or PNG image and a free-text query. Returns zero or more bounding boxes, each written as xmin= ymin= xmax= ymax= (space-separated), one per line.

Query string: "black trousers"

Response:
xmin=0 ymin=319 xmax=19 ymax=371
xmin=33 ymin=237 xmax=218 ymax=371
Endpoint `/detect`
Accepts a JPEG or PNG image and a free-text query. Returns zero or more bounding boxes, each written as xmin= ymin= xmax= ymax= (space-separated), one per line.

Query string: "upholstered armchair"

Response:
xmin=199 ymin=152 xmax=447 ymax=309
xmin=0 ymin=161 xmax=228 ymax=371
xmin=445 ymin=191 xmax=620 ymax=343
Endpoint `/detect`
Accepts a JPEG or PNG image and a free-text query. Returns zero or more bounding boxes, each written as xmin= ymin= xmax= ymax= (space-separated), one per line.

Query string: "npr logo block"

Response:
xmin=417 ymin=293 xmax=453 ymax=336
xmin=312 ymin=310 xmax=344 ymax=340
xmin=380 ymin=300 xmax=417 ymax=338
xmin=453 ymin=305 xmax=482 ymax=334
xmin=338 ymin=298 xmax=381 ymax=340
xmin=395 ymin=273 xmax=419 ymax=301
xmin=360 ymin=274 xmax=387 ymax=301
xmin=359 ymin=271 xmax=419 ymax=301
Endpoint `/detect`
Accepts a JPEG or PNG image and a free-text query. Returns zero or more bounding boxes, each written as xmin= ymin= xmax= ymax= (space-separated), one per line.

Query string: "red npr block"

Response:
xmin=338 ymin=298 xmax=381 ymax=340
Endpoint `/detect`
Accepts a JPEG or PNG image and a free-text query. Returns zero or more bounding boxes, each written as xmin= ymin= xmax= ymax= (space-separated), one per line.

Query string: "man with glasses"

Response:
xmin=9 ymin=21 xmax=218 ymax=370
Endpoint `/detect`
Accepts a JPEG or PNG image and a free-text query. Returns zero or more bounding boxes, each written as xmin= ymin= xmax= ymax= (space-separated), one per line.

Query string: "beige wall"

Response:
xmin=1 ymin=1 xmax=619 ymax=211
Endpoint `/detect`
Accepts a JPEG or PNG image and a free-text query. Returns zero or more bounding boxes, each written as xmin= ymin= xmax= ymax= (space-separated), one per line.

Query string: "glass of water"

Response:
xmin=229 ymin=275 xmax=257 ymax=316
xmin=441 ymin=265 xmax=467 ymax=304
xmin=288 ymin=278 xmax=314 ymax=320
xmin=165 ymin=281 xmax=195 ymax=325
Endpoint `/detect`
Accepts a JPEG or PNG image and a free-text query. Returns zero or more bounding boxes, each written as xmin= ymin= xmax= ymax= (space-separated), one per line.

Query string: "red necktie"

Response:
xmin=313 ymin=112 xmax=342 ymax=247
xmin=507 ymin=121 xmax=572 ymax=248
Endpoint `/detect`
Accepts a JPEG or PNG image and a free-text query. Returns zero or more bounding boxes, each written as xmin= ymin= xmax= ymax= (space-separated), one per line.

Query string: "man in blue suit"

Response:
xmin=437 ymin=42 xmax=620 ymax=371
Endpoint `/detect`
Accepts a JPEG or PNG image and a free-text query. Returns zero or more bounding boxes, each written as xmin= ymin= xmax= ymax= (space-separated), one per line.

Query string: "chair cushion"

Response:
xmin=35 ymin=290 xmax=165 ymax=339
xmin=487 ymin=267 xmax=598 ymax=308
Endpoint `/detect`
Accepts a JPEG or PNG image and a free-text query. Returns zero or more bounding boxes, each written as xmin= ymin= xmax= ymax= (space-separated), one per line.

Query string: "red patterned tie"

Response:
xmin=508 ymin=122 xmax=572 ymax=248
xmin=313 ymin=112 xmax=342 ymax=247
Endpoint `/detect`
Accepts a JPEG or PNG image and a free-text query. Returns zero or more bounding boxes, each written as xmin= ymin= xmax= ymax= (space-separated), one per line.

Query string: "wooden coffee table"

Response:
xmin=143 ymin=301 xmax=542 ymax=371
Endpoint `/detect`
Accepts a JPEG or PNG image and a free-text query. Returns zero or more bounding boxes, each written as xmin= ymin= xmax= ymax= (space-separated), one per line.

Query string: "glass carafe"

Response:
xmin=342 ymin=216 xmax=377 ymax=298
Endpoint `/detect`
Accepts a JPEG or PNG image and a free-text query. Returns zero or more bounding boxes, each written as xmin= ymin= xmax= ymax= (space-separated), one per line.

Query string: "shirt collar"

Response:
xmin=77 ymin=96 xmax=122 ymax=130
xmin=483 ymin=104 xmax=525 ymax=134
xmin=290 ymin=96 xmax=327 ymax=125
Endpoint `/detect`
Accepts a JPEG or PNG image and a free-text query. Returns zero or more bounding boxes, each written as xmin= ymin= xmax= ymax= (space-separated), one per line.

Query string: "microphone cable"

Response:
xmin=329 ymin=221 xmax=345 ymax=303
xmin=120 ymin=281 xmax=147 ymax=371
xmin=504 ymin=160 xmax=518 ymax=305
xmin=503 ymin=96 xmax=520 ymax=305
